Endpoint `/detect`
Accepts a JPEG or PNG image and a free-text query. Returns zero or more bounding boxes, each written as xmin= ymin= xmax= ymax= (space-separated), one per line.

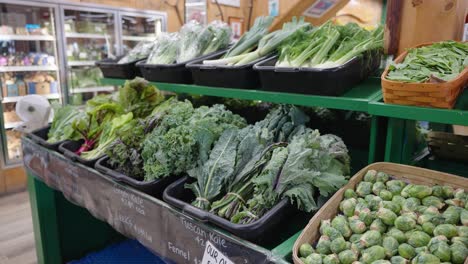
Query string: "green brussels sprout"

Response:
xmin=323 ymin=254 xmax=340 ymax=264
xmin=414 ymin=246 xmax=428 ymax=254
xmin=422 ymin=196 xmax=444 ymax=210
xmin=433 ymin=224 xmax=458 ymax=239
xmin=320 ymin=219 xmax=332 ymax=234
xmin=398 ymin=243 xmax=416 ymax=259
xmin=401 ymin=184 xmax=413 ymax=198
xmin=332 ymin=215 xmax=352 ymax=238
xmin=338 ymin=250 xmax=358 ymax=264
xmin=452 ymin=236 xmax=468 ymax=247
xmin=316 ymin=235 xmax=332 ymax=255
xmin=415 ymin=206 xmax=428 ymax=214
xmin=454 ymin=189 xmax=466 ymax=200
xmin=372 ymin=182 xmax=386 ymax=196
xmin=370 ymin=218 xmax=387 ymax=233
xmin=411 ymin=253 xmax=441 ymax=264
xmin=360 ymin=230 xmax=382 ymax=248
xmin=330 ymin=237 xmax=348 ymax=254
xmin=394 ymin=215 xmax=417 ymax=232
xmin=451 ymin=242 xmax=468 ymax=264
xmin=388 ymin=228 xmax=407 ymax=243
xmin=368 ymin=196 xmax=383 ymax=211
xmin=442 ymin=206 xmax=461 ymax=225
xmin=382 ymin=201 xmax=401 ymax=214
xmin=371 ymin=261 xmax=391 ymax=264
xmin=350 ymin=234 xmax=362 ymax=243
xmin=377 ymin=207 xmax=397 ymax=226
xmin=359 ymin=208 xmax=375 ymax=226
xmin=380 ymin=190 xmax=393 ymax=201
xmin=361 ymin=246 xmax=385 ymax=264
xmin=364 ymin=170 xmax=377 ymax=183
xmin=442 ymin=186 xmax=454 ymax=199
xmin=407 ymin=231 xmax=431 ymax=248
xmin=392 ymin=195 xmax=406 ymax=208
xmin=383 ymin=236 xmax=399 ymax=258
xmin=390 ymin=256 xmax=409 ymax=264
xmin=414 ymin=225 xmax=423 ymax=231
xmin=350 ymin=218 xmax=367 ymax=234
xmin=386 ymin=180 xmax=406 ymax=195
xmin=460 ymin=209 xmax=468 ymax=226
xmin=402 ymin=198 xmax=421 ymax=212
xmin=300 ymin=257 xmax=307 ymax=263
xmin=352 ymin=262 xmax=364 ymax=264
xmin=406 ymin=185 xmax=432 ymax=200
xmin=428 ymin=236 xmax=451 ymax=262
xmin=401 ymin=212 xmax=418 ymax=221
xmin=350 ymin=242 xmax=361 ymax=254
xmin=424 ymin=206 xmax=440 ymax=216
xmin=345 ymin=189 xmax=358 ymax=199
xmin=357 ymin=182 xmax=373 ymax=197
xmin=323 ymin=226 xmax=344 ymax=240
xmin=305 ymin=253 xmax=322 ymax=264
xmin=445 ymin=199 xmax=464 ymax=208
xmin=376 ymin=172 xmax=389 ymax=183
xmin=341 ymin=199 xmax=358 ymax=217
xmin=432 ymin=186 xmax=444 ymax=198
xmin=355 ymin=202 xmax=369 ymax=215
xmin=422 ymin=222 xmax=436 ymax=236
xmin=300 ymin=243 xmax=314 ymax=258
xmin=458 ymin=226 xmax=468 ymax=237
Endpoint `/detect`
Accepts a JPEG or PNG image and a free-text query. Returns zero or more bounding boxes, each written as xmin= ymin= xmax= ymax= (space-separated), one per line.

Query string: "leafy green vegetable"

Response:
xmin=118 ymin=78 xmax=165 ymax=118
xmin=47 ymin=105 xmax=85 ymax=143
xmin=118 ymin=41 xmax=155 ymax=64
xmin=146 ymin=32 xmax=180 ymax=65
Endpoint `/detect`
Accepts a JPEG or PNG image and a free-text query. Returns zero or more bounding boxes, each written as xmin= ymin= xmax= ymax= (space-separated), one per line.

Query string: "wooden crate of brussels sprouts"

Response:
xmin=292 ymin=162 xmax=468 ymax=264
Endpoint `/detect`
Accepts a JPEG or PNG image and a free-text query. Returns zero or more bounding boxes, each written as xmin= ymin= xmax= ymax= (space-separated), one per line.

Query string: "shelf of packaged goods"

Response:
xmin=68 ymin=60 xmax=97 ymax=67
xmin=102 ymin=77 xmax=382 ymax=112
xmin=65 ymin=32 xmax=109 ymax=39
xmin=122 ymin=35 xmax=156 ymax=42
xmin=70 ymin=86 xmax=115 ymax=93
xmin=369 ymin=90 xmax=468 ymax=126
xmin=4 ymin=121 xmax=22 ymax=129
xmin=0 ymin=65 xmax=58 ymax=72
xmin=2 ymin=93 xmax=61 ymax=103
xmin=0 ymin=34 xmax=55 ymax=41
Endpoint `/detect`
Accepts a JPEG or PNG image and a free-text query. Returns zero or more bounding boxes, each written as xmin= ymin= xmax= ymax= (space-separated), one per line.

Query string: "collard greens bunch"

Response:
xmin=298 ymin=170 xmax=468 ymax=264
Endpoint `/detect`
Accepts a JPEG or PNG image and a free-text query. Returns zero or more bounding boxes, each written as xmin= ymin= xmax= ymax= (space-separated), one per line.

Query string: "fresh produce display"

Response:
xmin=146 ymin=20 xmax=231 ymax=65
xmin=118 ymin=41 xmax=156 ymax=64
xmin=298 ymin=169 xmax=468 ymax=264
xmin=185 ymin=105 xmax=350 ymax=223
xmin=386 ymin=41 xmax=468 ymax=83
xmin=47 ymin=105 xmax=85 ymax=143
xmin=275 ymin=21 xmax=383 ymax=68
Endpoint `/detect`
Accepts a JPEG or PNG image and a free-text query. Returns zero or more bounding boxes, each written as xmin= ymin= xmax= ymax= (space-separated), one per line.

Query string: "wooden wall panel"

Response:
xmin=2 ymin=166 xmax=26 ymax=194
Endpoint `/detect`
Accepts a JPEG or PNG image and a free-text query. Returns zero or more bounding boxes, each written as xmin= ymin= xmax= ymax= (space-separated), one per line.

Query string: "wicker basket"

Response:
xmin=381 ymin=42 xmax=468 ymax=109
xmin=292 ymin=162 xmax=468 ymax=264
xmin=428 ymin=131 xmax=468 ymax=163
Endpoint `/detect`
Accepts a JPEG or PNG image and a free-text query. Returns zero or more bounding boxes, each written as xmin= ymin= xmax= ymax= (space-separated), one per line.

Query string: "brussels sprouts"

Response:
xmin=377 ymin=207 xmax=398 ymax=226
xmin=320 ymin=219 xmax=332 ymax=234
xmin=445 ymin=199 xmax=464 ymax=208
xmin=350 ymin=241 xmax=361 ymax=254
xmin=350 ymin=218 xmax=367 ymax=234
xmin=341 ymin=199 xmax=358 ymax=217
xmin=376 ymin=172 xmax=389 ymax=183
xmin=338 ymin=250 xmax=358 ymax=264
xmin=380 ymin=190 xmax=393 ymax=201
xmin=387 ymin=228 xmax=407 ymax=243
xmin=402 ymin=198 xmax=421 ymax=212
xmin=442 ymin=186 xmax=454 ymax=199
xmin=330 ymin=237 xmax=348 ymax=254
xmin=360 ymin=230 xmax=382 ymax=248
xmin=305 ymin=253 xmax=322 ymax=264
xmin=432 ymin=186 xmax=444 ymax=198
xmin=300 ymin=257 xmax=307 ymax=263
xmin=359 ymin=208 xmax=375 ymax=226
xmin=400 ymin=184 xmax=413 ymax=198
xmin=370 ymin=219 xmax=387 ymax=233
xmin=441 ymin=206 xmax=461 ymax=225
xmin=383 ymin=236 xmax=399 ymax=257
xmin=394 ymin=215 xmax=417 ymax=232
xmin=300 ymin=243 xmax=314 ymax=258
xmin=428 ymin=236 xmax=451 ymax=262
xmin=345 ymin=189 xmax=358 ymax=199
xmin=411 ymin=253 xmax=441 ymax=264
xmin=355 ymin=203 xmax=369 ymax=215
xmin=461 ymin=209 xmax=468 ymax=226
xmin=364 ymin=170 xmax=377 ymax=183
xmin=451 ymin=242 xmax=468 ymax=264
xmin=382 ymin=201 xmax=401 ymax=214
xmin=452 ymin=236 xmax=468 ymax=247
xmin=398 ymin=243 xmax=416 ymax=259
xmin=350 ymin=234 xmax=363 ymax=243
xmin=371 ymin=261 xmax=391 ymax=264
xmin=352 ymin=262 xmax=364 ymax=264
xmin=368 ymin=196 xmax=383 ymax=211
xmin=415 ymin=206 xmax=428 ymax=214
xmin=357 ymin=182 xmax=373 ymax=197
xmin=316 ymin=235 xmax=332 ymax=255
xmin=332 ymin=215 xmax=352 ymax=238
xmin=392 ymin=195 xmax=406 ymax=208
xmin=454 ymin=189 xmax=466 ymax=200
xmin=458 ymin=226 xmax=468 ymax=237
xmin=323 ymin=226 xmax=344 ymax=240
xmin=390 ymin=256 xmax=408 ymax=264
xmin=422 ymin=196 xmax=444 ymax=210
xmin=424 ymin=206 xmax=440 ymax=216
xmin=401 ymin=212 xmax=418 ymax=221
xmin=414 ymin=246 xmax=428 ymax=254
xmin=323 ymin=254 xmax=340 ymax=264
xmin=372 ymin=182 xmax=386 ymax=196
xmin=433 ymin=224 xmax=458 ymax=239
xmin=422 ymin=222 xmax=436 ymax=236
xmin=386 ymin=180 xmax=406 ymax=195
xmin=361 ymin=246 xmax=385 ymax=264
xmin=407 ymin=185 xmax=433 ymax=199
xmin=407 ymin=231 xmax=431 ymax=248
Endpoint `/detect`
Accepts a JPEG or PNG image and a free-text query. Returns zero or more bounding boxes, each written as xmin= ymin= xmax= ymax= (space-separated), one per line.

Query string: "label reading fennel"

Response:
xmin=201 ymin=241 xmax=234 ymax=264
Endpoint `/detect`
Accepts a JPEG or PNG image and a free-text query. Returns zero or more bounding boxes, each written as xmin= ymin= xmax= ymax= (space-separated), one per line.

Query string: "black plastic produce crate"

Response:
xmin=27 ymin=125 xmax=65 ymax=151
xmin=187 ymin=51 xmax=271 ymax=89
xmin=163 ymin=176 xmax=301 ymax=244
xmin=59 ymin=140 xmax=103 ymax=167
xmin=95 ymin=157 xmax=180 ymax=198
xmin=254 ymin=51 xmax=382 ymax=96
xmin=95 ymin=57 xmax=144 ymax=79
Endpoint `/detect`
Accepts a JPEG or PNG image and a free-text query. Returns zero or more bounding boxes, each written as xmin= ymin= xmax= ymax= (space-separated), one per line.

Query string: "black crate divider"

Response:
xmin=27 ymin=125 xmax=67 ymax=151
xmin=59 ymin=140 xmax=103 ymax=167
xmin=96 ymin=57 xmax=144 ymax=79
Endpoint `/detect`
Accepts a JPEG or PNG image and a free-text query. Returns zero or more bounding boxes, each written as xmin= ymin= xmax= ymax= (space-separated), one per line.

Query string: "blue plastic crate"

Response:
xmin=68 ymin=239 xmax=173 ymax=264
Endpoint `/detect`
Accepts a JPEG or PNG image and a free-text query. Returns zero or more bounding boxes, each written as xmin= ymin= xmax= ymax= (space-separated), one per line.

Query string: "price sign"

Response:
xmin=201 ymin=241 xmax=234 ymax=264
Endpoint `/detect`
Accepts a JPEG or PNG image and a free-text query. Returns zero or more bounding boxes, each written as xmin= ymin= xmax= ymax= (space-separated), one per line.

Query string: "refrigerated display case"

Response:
xmin=0 ymin=0 xmax=62 ymax=166
xmin=119 ymin=11 xmax=164 ymax=54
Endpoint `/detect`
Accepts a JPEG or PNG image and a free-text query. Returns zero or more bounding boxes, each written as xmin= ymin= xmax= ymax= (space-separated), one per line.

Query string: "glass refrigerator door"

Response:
xmin=62 ymin=7 xmax=117 ymax=105
xmin=0 ymin=1 xmax=61 ymax=165
xmin=119 ymin=12 xmax=163 ymax=54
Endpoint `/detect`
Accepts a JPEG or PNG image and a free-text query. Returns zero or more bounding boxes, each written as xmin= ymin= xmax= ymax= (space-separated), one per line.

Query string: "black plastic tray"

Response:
xmin=254 ymin=51 xmax=382 ymax=96
xmin=95 ymin=156 xmax=180 ymax=198
xmin=27 ymin=125 xmax=65 ymax=151
xmin=163 ymin=176 xmax=299 ymax=243
xmin=58 ymin=140 xmax=103 ymax=167
xmin=95 ymin=57 xmax=144 ymax=79
xmin=186 ymin=51 xmax=271 ymax=89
